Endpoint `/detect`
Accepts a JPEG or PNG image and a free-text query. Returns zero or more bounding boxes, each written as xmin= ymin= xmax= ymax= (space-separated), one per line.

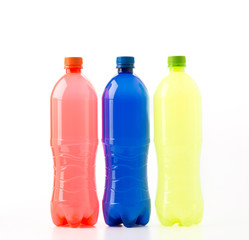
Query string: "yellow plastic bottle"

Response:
xmin=154 ymin=56 xmax=203 ymax=226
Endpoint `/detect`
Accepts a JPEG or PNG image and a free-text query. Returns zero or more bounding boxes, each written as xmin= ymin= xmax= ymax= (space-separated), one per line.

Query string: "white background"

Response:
xmin=0 ymin=0 xmax=249 ymax=239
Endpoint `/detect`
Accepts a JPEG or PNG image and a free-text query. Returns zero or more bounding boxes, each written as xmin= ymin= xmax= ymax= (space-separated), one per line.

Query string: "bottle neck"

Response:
xmin=66 ymin=68 xmax=82 ymax=73
xmin=169 ymin=67 xmax=185 ymax=72
xmin=118 ymin=68 xmax=133 ymax=73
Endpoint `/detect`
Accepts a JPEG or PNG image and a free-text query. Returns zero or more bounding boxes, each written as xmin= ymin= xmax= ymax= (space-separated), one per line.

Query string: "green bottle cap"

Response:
xmin=168 ymin=56 xmax=186 ymax=67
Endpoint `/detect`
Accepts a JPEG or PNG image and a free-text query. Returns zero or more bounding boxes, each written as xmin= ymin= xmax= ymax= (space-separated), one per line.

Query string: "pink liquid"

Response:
xmin=50 ymin=67 xmax=99 ymax=227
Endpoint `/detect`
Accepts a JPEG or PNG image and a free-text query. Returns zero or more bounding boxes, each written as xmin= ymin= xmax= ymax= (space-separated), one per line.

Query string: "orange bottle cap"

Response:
xmin=64 ymin=57 xmax=83 ymax=69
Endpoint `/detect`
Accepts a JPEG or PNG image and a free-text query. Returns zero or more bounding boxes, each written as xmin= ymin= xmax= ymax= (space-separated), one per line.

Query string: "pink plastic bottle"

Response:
xmin=50 ymin=57 xmax=99 ymax=227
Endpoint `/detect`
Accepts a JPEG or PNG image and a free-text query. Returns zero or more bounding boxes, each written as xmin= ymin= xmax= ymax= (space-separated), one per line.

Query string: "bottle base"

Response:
xmin=156 ymin=204 xmax=203 ymax=227
xmin=103 ymin=200 xmax=151 ymax=228
xmin=51 ymin=202 xmax=99 ymax=228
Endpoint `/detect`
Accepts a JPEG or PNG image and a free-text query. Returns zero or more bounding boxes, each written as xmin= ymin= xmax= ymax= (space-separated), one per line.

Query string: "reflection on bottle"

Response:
xmin=52 ymin=226 xmax=97 ymax=240
xmin=156 ymin=225 xmax=203 ymax=240
xmin=104 ymin=226 xmax=150 ymax=240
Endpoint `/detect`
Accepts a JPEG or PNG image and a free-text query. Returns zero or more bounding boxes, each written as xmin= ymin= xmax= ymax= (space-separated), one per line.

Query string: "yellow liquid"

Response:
xmin=154 ymin=67 xmax=203 ymax=226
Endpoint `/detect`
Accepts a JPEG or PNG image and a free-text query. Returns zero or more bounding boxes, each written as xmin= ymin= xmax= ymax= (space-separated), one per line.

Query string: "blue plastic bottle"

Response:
xmin=102 ymin=56 xmax=150 ymax=227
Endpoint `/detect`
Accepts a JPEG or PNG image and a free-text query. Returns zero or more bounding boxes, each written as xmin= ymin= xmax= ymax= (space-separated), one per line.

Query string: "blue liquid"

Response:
xmin=102 ymin=69 xmax=150 ymax=227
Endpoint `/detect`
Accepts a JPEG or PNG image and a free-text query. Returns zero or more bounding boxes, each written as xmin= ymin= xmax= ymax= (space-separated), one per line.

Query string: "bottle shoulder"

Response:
xmin=154 ymin=72 xmax=200 ymax=99
xmin=103 ymin=73 xmax=148 ymax=100
xmin=51 ymin=73 xmax=97 ymax=100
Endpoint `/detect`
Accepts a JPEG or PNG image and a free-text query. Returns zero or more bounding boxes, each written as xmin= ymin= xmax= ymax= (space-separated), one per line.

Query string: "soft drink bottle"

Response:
xmin=50 ymin=57 xmax=99 ymax=227
xmin=154 ymin=56 xmax=203 ymax=226
xmin=102 ymin=56 xmax=150 ymax=228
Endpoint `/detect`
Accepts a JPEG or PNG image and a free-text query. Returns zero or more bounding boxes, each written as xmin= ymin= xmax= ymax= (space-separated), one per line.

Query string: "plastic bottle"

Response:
xmin=50 ymin=57 xmax=99 ymax=227
xmin=154 ymin=56 xmax=203 ymax=226
xmin=102 ymin=56 xmax=150 ymax=228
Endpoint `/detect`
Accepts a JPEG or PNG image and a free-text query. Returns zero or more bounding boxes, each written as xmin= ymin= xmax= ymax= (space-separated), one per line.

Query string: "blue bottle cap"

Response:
xmin=116 ymin=56 xmax=135 ymax=68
